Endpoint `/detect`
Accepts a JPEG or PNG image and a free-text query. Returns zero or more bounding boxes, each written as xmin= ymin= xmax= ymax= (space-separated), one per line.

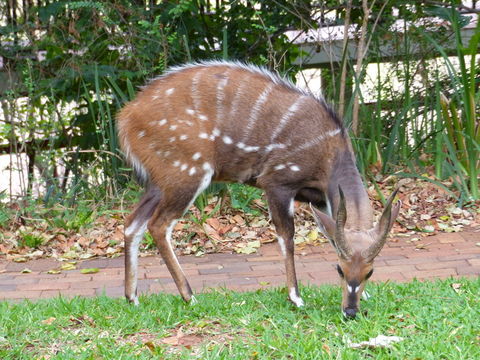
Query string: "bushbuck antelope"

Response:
xmin=117 ymin=61 xmax=401 ymax=318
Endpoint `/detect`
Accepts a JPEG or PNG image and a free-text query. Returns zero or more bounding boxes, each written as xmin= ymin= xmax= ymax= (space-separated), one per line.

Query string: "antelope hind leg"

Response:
xmin=124 ymin=185 xmax=162 ymax=305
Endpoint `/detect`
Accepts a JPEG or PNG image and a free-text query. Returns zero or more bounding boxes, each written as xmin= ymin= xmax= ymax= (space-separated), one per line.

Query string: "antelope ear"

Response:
xmin=310 ymin=203 xmax=336 ymax=245
xmin=376 ymin=195 xmax=402 ymax=240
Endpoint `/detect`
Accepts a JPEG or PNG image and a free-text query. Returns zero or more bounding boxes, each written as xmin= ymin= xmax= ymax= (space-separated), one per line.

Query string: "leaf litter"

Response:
xmin=0 ymin=178 xmax=478 ymax=262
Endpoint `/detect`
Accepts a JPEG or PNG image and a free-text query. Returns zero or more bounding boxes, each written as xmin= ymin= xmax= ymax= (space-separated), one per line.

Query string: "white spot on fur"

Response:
xmin=289 ymin=287 xmax=304 ymax=307
xmin=173 ymin=161 xmax=181 ymax=167
xmin=199 ymin=132 xmax=208 ymax=139
xmin=152 ymin=95 xmax=159 ymax=100
xmin=179 ymin=135 xmax=188 ymax=141
xmin=199 ymin=114 xmax=208 ymax=121
xmin=236 ymin=142 xmax=246 ymax=149
xmin=212 ymin=128 xmax=221 ymax=137
xmin=274 ymin=164 xmax=286 ymax=170
xmin=278 ymin=236 xmax=286 ymax=256
xmin=169 ymin=125 xmax=178 ymax=131
xmin=189 ymin=167 xmax=196 ymax=176
xmin=290 ymin=165 xmax=300 ymax=172
xmin=265 ymin=143 xmax=286 ymax=153
xmin=243 ymin=145 xmax=259 ymax=152
xmin=180 ymin=164 xmax=188 ymax=171
xmin=192 ymin=152 xmax=201 ymax=160
xmin=169 ymin=137 xmax=176 ymax=142
xmin=156 ymin=151 xmax=162 ymax=156
xmin=138 ymin=131 xmax=146 ymax=139
xmin=166 ymin=88 xmax=175 ymax=96
xmin=158 ymin=119 xmax=167 ymax=126
xmin=186 ymin=108 xmax=195 ymax=115
xmin=223 ymin=136 xmax=233 ymax=144
xmin=164 ymin=151 xmax=171 ymax=157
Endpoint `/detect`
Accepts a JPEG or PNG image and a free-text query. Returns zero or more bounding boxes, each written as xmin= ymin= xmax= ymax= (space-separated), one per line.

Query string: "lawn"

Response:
xmin=1 ymin=278 xmax=479 ymax=359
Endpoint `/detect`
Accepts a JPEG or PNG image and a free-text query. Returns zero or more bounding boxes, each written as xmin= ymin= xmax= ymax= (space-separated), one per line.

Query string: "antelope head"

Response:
xmin=311 ymin=188 xmax=401 ymax=318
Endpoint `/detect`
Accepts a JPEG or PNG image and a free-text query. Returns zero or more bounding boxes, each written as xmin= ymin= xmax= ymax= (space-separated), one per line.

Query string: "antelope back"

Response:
xmin=117 ymin=61 xmax=347 ymax=189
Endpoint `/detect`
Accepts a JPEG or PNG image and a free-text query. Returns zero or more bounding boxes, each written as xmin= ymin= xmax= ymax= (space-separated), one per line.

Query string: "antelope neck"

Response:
xmin=327 ymin=151 xmax=373 ymax=231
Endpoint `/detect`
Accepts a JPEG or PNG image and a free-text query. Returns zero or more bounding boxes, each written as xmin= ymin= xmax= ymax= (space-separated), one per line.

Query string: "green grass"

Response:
xmin=1 ymin=278 xmax=479 ymax=359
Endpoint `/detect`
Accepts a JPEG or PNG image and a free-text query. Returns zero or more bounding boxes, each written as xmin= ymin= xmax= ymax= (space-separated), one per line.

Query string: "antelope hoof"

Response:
xmin=189 ymin=295 xmax=198 ymax=305
xmin=127 ymin=296 xmax=139 ymax=306
xmin=289 ymin=288 xmax=305 ymax=308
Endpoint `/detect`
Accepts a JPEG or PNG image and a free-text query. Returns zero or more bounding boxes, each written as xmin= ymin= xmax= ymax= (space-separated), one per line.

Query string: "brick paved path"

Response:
xmin=0 ymin=230 xmax=478 ymax=301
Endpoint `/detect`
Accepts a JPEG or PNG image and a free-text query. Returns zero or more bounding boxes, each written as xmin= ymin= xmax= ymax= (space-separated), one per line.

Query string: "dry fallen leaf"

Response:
xmin=46 ymin=269 xmax=61 ymax=274
xmin=80 ymin=268 xmax=99 ymax=274
xmin=348 ymin=335 xmax=404 ymax=349
xmin=60 ymin=262 xmax=77 ymax=271
xmin=451 ymin=283 xmax=462 ymax=294
xmin=41 ymin=317 xmax=56 ymax=325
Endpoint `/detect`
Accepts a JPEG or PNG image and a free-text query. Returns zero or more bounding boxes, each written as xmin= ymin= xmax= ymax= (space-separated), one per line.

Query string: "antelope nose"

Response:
xmin=343 ymin=308 xmax=357 ymax=319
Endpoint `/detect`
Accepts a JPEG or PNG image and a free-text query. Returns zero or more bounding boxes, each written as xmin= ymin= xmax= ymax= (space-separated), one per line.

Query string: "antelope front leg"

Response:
xmin=266 ymin=189 xmax=304 ymax=307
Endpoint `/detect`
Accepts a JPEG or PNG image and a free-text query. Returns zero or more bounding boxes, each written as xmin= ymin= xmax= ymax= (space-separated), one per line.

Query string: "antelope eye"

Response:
xmin=365 ymin=269 xmax=374 ymax=280
xmin=336 ymin=265 xmax=344 ymax=278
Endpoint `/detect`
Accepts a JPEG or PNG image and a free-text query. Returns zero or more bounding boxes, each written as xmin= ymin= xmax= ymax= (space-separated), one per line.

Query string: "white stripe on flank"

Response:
xmin=242 ymin=84 xmax=274 ymax=141
xmin=182 ymin=162 xmax=214 ymax=215
xmin=270 ymin=96 xmax=305 ymax=142
xmin=216 ymin=73 xmax=229 ymax=124
xmin=288 ymin=128 xmax=341 ymax=157
xmin=229 ymin=79 xmax=248 ymax=121
xmin=191 ymin=69 xmax=206 ymax=112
